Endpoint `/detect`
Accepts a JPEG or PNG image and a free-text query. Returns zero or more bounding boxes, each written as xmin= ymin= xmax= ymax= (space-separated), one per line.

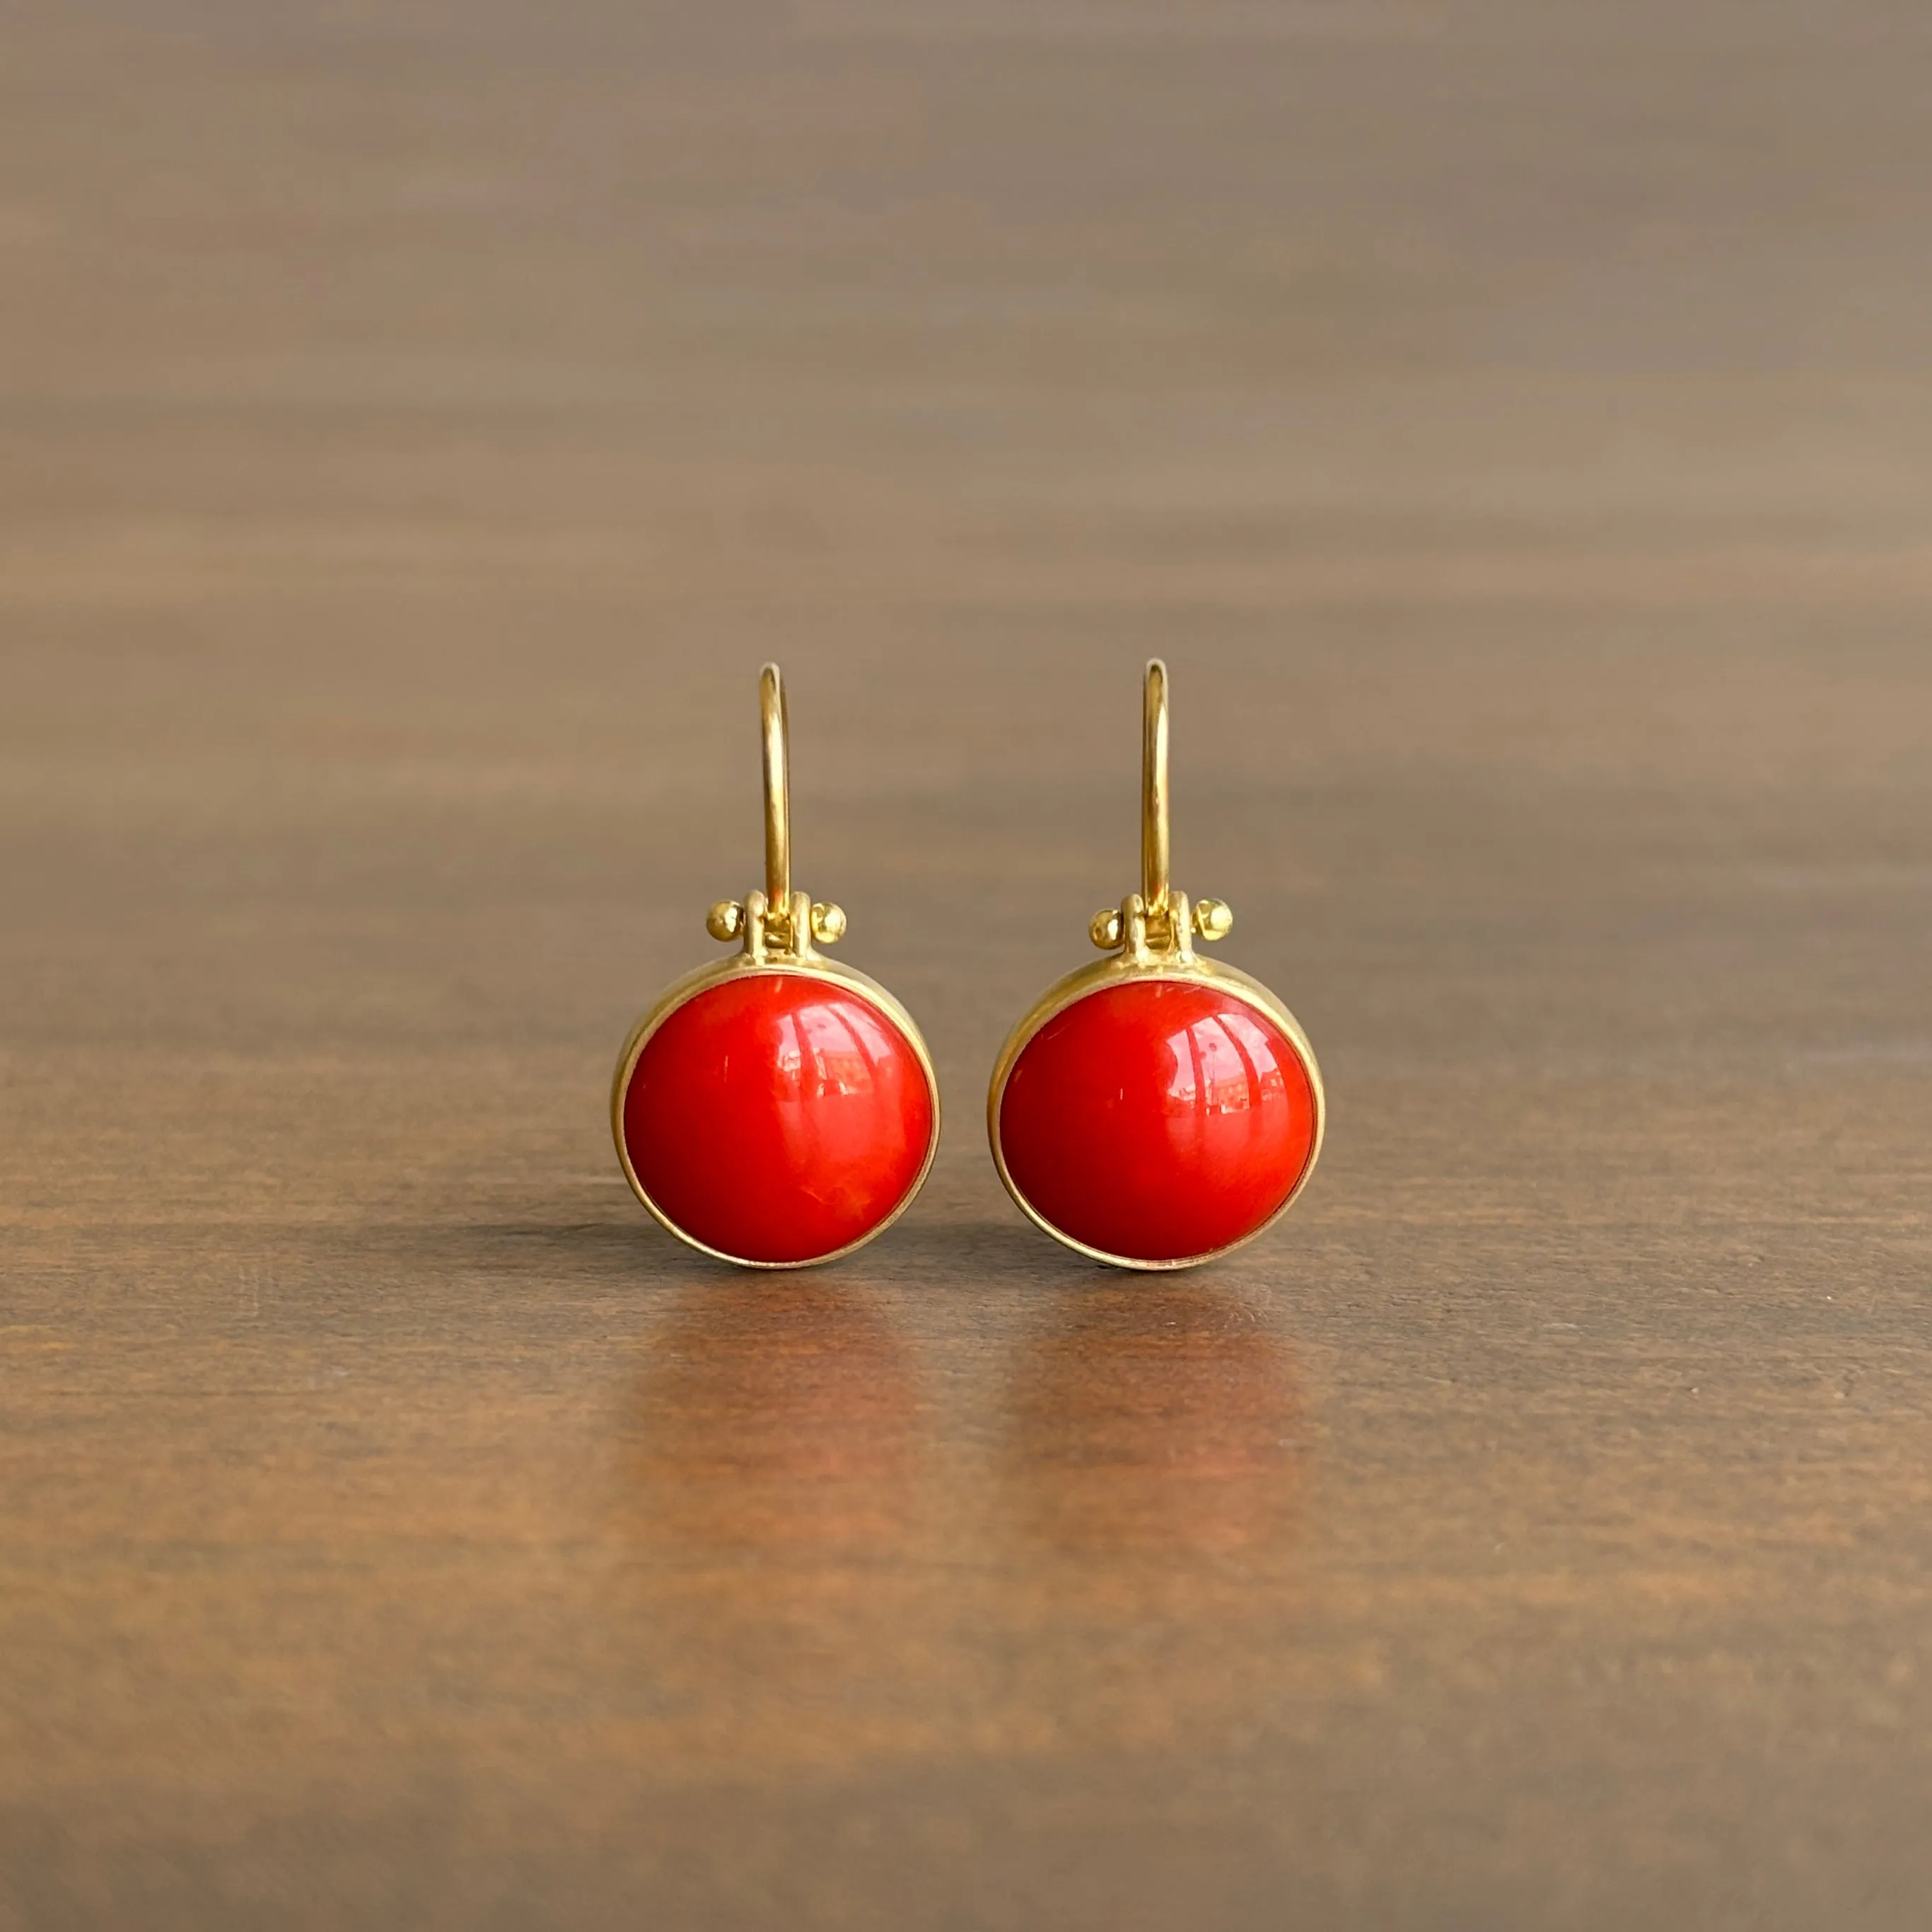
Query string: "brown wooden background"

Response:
xmin=5 ymin=2 xmax=1931 ymax=1926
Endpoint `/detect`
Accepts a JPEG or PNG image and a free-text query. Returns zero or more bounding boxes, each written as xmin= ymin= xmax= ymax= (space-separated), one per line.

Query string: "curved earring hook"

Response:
xmin=1089 ymin=659 xmax=1232 ymax=956
xmin=761 ymin=662 xmax=790 ymax=914
xmin=1142 ymin=658 xmax=1170 ymax=915
xmin=704 ymin=663 xmax=843 ymax=958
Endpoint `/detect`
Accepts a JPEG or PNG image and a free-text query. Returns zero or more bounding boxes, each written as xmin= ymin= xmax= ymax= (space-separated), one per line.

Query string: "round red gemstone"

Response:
xmin=997 ymin=978 xmax=1317 ymax=1265
xmin=622 ymin=972 xmax=935 ymax=1265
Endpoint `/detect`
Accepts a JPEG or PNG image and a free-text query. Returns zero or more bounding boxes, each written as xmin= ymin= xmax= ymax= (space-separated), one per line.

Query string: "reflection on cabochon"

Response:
xmin=999 ymin=979 xmax=1317 ymax=1264
xmin=624 ymin=974 xmax=936 ymax=1264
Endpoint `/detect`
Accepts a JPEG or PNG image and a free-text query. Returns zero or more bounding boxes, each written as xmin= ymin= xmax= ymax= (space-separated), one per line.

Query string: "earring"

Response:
xmin=612 ymin=665 xmax=940 ymax=1267
xmin=988 ymin=661 xmax=1324 ymax=1269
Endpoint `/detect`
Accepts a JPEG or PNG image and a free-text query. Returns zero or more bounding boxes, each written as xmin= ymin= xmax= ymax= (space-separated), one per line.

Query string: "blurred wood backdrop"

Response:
xmin=4 ymin=1 xmax=1931 ymax=1926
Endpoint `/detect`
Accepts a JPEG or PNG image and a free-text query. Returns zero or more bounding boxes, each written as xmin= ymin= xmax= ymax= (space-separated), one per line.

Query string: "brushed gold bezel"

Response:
xmin=612 ymin=947 xmax=942 ymax=1271
xmin=986 ymin=946 xmax=1325 ymax=1273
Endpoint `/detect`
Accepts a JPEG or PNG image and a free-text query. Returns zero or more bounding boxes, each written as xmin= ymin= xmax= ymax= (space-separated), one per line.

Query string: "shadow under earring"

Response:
xmin=612 ymin=665 xmax=940 ymax=1267
xmin=987 ymin=661 xmax=1323 ymax=1270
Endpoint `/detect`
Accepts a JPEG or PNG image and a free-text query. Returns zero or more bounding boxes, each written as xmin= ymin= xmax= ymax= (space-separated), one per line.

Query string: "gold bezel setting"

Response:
xmin=985 ymin=663 xmax=1324 ymax=1271
xmin=610 ymin=669 xmax=941 ymax=1271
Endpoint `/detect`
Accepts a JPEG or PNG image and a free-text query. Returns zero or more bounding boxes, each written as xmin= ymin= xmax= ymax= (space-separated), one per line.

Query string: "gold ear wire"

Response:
xmin=1090 ymin=660 xmax=1232 ymax=955
xmin=760 ymin=663 xmax=790 ymax=914
xmin=1142 ymin=657 xmax=1170 ymax=917
xmin=709 ymin=665 xmax=843 ymax=958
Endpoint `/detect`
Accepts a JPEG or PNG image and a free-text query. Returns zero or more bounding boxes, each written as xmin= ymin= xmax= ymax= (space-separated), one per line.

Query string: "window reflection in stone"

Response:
xmin=770 ymin=999 xmax=898 ymax=1100
xmin=1161 ymin=1008 xmax=1291 ymax=1117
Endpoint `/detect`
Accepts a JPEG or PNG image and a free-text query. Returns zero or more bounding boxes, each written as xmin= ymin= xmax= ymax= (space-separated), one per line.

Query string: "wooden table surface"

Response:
xmin=6 ymin=3 xmax=1931 ymax=1926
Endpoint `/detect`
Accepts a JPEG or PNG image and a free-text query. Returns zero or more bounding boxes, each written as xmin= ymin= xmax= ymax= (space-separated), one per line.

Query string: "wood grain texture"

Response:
xmin=4 ymin=2 xmax=1932 ymax=1926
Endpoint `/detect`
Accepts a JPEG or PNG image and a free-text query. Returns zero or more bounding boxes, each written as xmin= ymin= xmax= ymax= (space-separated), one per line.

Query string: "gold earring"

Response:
xmin=988 ymin=661 xmax=1324 ymax=1269
xmin=612 ymin=665 xmax=940 ymax=1267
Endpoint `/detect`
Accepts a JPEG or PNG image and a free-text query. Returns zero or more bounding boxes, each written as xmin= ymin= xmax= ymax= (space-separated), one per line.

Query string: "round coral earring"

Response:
xmin=988 ymin=661 xmax=1324 ymax=1270
xmin=612 ymin=665 xmax=940 ymax=1267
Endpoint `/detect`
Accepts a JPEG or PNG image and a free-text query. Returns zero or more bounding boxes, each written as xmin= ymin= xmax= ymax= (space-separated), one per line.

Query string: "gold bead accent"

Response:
xmin=706 ymin=900 xmax=744 ymax=942
xmin=1193 ymin=897 xmax=1234 ymax=941
xmin=810 ymin=901 xmax=847 ymax=945
xmin=1089 ymin=908 xmax=1124 ymax=950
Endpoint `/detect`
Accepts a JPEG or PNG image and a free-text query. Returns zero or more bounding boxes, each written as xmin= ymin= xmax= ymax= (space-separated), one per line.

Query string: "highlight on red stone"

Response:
xmin=623 ymin=973 xmax=936 ymax=1264
xmin=997 ymin=979 xmax=1316 ymax=1264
